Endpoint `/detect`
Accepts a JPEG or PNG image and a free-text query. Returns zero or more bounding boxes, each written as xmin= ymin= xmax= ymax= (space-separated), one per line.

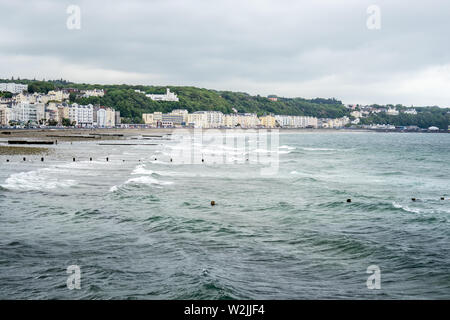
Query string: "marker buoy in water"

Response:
xmin=411 ymin=198 xmax=416 ymax=202
xmin=346 ymin=199 xmax=352 ymax=203
xmin=23 ymin=157 xmax=26 ymax=161
xmin=441 ymin=197 xmax=445 ymax=200
xmin=211 ymin=201 xmax=216 ymax=206
xmin=41 ymin=157 xmax=44 ymax=162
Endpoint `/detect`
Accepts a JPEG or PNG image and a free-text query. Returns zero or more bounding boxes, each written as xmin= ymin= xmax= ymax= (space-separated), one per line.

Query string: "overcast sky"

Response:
xmin=1 ymin=0 xmax=450 ymax=106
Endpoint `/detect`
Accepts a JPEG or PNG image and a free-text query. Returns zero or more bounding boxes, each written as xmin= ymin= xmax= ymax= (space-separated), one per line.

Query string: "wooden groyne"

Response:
xmin=46 ymin=134 xmax=99 ymax=139
xmin=8 ymin=140 xmax=54 ymax=145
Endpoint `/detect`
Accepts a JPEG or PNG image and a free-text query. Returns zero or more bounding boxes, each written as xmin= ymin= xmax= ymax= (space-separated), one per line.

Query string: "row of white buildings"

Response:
xmin=142 ymin=109 xmax=327 ymax=129
xmin=0 ymin=82 xmax=28 ymax=94
xmin=0 ymin=102 xmax=119 ymax=127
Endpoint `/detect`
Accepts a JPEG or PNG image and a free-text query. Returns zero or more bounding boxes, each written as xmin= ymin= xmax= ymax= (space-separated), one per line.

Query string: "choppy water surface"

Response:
xmin=0 ymin=131 xmax=449 ymax=299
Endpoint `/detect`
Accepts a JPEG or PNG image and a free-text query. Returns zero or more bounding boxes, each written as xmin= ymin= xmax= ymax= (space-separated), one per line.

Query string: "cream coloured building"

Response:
xmin=187 ymin=112 xmax=208 ymax=128
xmin=0 ymin=104 xmax=11 ymax=125
xmin=259 ymin=115 xmax=276 ymax=128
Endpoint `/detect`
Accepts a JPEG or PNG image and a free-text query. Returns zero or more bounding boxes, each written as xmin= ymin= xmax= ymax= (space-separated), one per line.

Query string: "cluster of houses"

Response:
xmin=0 ymin=83 xmax=119 ymax=127
xmin=347 ymin=104 xmax=418 ymax=124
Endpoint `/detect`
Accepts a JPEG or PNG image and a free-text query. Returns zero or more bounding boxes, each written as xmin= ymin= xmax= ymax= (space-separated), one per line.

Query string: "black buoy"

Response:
xmin=211 ymin=201 xmax=216 ymax=206
xmin=411 ymin=198 xmax=416 ymax=202
xmin=89 ymin=157 xmax=92 ymax=161
xmin=6 ymin=159 xmax=9 ymax=162
xmin=346 ymin=199 xmax=352 ymax=203
xmin=41 ymin=157 xmax=44 ymax=162
xmin=23 ymin=157 xmax=26 ymax=162
xmin=154 ymin=158 xmax=157 ymax=161
xmin=441 ymin=197 xmax=445 ymax=201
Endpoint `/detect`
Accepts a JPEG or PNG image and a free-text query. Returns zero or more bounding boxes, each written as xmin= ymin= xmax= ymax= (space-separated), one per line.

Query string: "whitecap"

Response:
xmin=1 ymin=169 xmax=77 ymax=191
xmin=392 ymin=202 xmax=421 ymax=214
xmin=131 ymin=164 xmax=154 ymax=175
xmin=125 ymin=176 xmax=174 ymax=186
xmin=279 ymin=145 xmax=296 ymax=150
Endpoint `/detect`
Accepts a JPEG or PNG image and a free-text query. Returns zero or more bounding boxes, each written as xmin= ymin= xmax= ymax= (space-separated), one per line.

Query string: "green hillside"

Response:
xmin=1 ymin=78 xmax=448 ymax=128
xmin=0 ymin=78 xmax=349 ymax=123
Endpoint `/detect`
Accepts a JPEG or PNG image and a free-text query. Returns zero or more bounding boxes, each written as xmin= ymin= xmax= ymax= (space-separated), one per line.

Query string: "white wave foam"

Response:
xmin=126 ymin=176 xmax=174 ymax=186
xmin=131 ymin=164 xmax=154 ymax=175
xmin=1 ymin=169 xmax=77 ymax=191
xmin=392 ymin=202 xmax=421 ymax=214
xmin=279 ymin=145 xmax=296 ymax=150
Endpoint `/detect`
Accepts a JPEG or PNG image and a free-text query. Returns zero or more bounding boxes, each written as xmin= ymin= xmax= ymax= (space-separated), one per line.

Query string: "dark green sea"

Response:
xmin=0 ymin=131 xmax=449 ymax=299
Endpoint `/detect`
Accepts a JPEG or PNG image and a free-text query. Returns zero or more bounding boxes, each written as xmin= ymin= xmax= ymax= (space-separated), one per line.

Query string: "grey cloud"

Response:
xmin=1 ymin=0 xmax=450 ymax=105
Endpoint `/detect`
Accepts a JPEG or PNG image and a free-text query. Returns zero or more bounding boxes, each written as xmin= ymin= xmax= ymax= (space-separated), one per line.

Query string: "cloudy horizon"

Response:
xmin=1 ymin=0 xmax=450 ymax=107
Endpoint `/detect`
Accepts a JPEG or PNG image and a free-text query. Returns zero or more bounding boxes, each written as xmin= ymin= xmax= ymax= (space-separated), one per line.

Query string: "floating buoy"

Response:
xmin=6 ymin=159 xmax=9 ymax=162
xmin=23 ymin=157 xmax=26 ymax=162
xmin=441 ymin=197 xmax=445 ymax=201
xmin=154 ymin=158 xmax=157 ymax=161
xmin=211 ymin=201 xmax=216 ymax=206
xmin=411 ymin=198 xmax=416 ymax=202
xmin=89 ymin=157 xmax=92 ymax=161
xmin=41 ymin=157 xmax=44 ymax=162
xmin=346 ymin=199 xmax=352 ymax=203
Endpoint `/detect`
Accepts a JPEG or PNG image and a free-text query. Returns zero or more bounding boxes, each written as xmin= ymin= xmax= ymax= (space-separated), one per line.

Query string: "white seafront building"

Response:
xmin=10 ymin=102 xmax=46 ymax=123
xmin=274 ymin=115 xmax=318 ymax=128
xmin=96 ymin=107 xmax=116 ymax=127
xmin=68 ymin=103 xmax=94 ymax=126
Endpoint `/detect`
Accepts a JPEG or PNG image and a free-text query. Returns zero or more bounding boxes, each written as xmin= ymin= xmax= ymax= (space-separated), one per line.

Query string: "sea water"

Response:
xmin=0 ymin=131 xmax=449 ymax=299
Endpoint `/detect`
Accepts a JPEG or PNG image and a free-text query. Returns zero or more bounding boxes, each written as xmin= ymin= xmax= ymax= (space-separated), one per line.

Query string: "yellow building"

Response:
xmin=259 ymin=115 xmax=276 ymax=128
xmin=57 ymin=105 xmax=69 ymax=124
xmin=0 ymin=105 xmax=11 ymax=125
xmin=142 ymin=113 xmax=155 ymax=125
xmin=187 ymin=112 xmax=208 ymax=128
